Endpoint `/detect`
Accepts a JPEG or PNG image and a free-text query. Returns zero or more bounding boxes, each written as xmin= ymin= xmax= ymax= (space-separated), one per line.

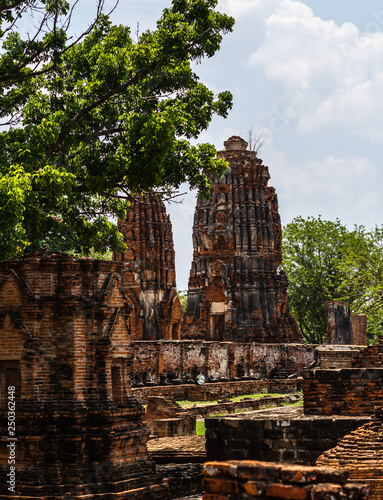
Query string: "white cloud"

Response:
xmin=218 ymin=0 xmax=267 ymax=17
xmin=249 ymin=0 xmax=383 ymax=143
xmin=268 ymin=151 xmax=380 ymax=228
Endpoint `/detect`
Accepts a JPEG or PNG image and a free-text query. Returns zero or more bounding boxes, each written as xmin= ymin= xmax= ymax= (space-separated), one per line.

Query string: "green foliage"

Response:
xmin=0 ymin=0 xmax=234 ymax=260
xmin=282 ymin=216 xmax=383 ymax=344
xmin=177 ymin=289 xmax=188 ymax=318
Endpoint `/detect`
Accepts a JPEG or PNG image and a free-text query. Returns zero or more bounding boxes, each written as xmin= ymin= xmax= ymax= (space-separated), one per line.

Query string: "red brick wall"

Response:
xmin=351 ymin=315 xmax=367 ymax=346
xmin=352 ymin=335 xmax=383 ymax=367
xmin=317 ymin=407 xmax=383 ymax=500
xmin=202 ymin=460 xmax=369 ymax=499
xmin=302 ymin=368 xmax=383 ymax=416
xmin=205 ymin=409 xmax=369 ymax=466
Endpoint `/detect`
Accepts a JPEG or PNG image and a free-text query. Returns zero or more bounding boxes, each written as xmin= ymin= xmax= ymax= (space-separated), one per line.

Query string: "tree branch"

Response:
xmin=45 ymin=64 xmax=155 ymax=158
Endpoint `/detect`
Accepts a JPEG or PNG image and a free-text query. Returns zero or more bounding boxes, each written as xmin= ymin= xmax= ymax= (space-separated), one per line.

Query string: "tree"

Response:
xmin=339 ymin=226 xmax=383 ymax=342
xmin=177 ymin=289 xmax=188 ymax=318
xmin=282 ymin=216 xmax=383 ymax=344
xmin=0 ymin=0 xmax=234 ymax=260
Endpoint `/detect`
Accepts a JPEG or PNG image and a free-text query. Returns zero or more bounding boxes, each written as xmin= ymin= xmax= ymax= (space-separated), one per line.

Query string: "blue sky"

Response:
xmin=104 ymin=0 xmax=383 ymax=290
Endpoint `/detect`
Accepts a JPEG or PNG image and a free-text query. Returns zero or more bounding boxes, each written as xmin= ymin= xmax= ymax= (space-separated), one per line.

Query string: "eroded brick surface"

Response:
xmin=351 ymin=315 xmax=367 ymax=346
xmin=302 ymin=368 xmax=383 ymax=416
xmin=115 ymin=194 xmax=181 ymax=340
xmin=202 ymin=460 xmax=369 ymax=499
xmin=0 ymin=254 xmax=168 ymax=499
xmin=205 ymin=406 xmax=370 ymax=466
xmin=352 ymin=335 xmax=383 ymax=367
xmin=316 ymin=406 xmax=383 ymax=500
xmin=145 ymin=396 xmax=196 ymax=437
xmin=324 ymin=301 xmax=354 ymax=345
xmin=132 ymin=341 xmax=314 ymax=386
xmin=183 ymin=136 xmax=301 ymax=343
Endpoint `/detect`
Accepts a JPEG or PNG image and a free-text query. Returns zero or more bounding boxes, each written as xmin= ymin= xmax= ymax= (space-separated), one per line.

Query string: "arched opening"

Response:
xmin=171 ymin=323 xmax=179 ymax=340
xmin=209 ymin=302 xmax=225 ymax=340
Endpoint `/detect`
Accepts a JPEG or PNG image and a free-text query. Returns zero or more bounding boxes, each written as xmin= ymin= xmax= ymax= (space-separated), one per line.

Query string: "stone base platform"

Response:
xmin=157 ymin=464 xmax=203 ymax=500
xmin=205 ymin=406 xmax=370 ymax=465
xmin=148 ymin=436 xmax=206 ymax=464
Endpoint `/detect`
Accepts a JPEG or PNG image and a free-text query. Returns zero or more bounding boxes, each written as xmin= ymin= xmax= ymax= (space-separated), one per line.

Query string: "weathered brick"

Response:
xmin=182 ymin=136 xmax=301 ymax=344
xmin=266 ymin=483 xmax=309 ymax=499
xmin=115 ymin=194 xmax=181 ymax=341
xmin=0 ymin=254 xmax=168 ymax=498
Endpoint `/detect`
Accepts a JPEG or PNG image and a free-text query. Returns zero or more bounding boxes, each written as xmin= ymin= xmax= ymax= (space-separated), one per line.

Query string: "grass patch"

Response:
xmin=280 ymin=400 xmax=303 ymax=407
xmin=177 ymin=392 xmax=290 ymax=408
xmin=229 ymin=392 xmax=286 ymax=402
xmin=196 ymin=420 xmax=206 ymax=436
xmin=177 ymin=400 xmax=218 ymax=407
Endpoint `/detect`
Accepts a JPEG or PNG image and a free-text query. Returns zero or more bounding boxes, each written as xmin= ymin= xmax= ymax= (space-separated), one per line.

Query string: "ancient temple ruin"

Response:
xmin=0 ymin=254 xmax=168 ymax=499
xmin=183 ymin=136 xmax=301 ymax=342
xmin=116 ymin=194 xmax=181 ymax=340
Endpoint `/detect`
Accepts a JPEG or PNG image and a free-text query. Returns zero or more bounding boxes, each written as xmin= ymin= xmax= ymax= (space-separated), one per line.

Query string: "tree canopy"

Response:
xmin=0 ymin=0 xmax=234 ymax=260
xmin=282 ymin=216 xmax=383 ymax=344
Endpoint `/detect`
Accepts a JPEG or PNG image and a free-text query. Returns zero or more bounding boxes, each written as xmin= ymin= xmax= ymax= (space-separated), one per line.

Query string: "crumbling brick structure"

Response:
xmin=205 ymin=406 xmax=370 ymax=466
xmin=324 ymin=301 xmax=367 ymax=346
xmin=202 ymin=460 xmax=369 ymax=499
xmin=183 ymin=136 xmax=301 ymax=342
xmin=145 ymin=396 xmax=195 ymax=438
xmin=302 ymin=368 xmax=383 ymax=416
xmin=131 ymin=340 xmax=314 ymax=386
xmin=0 ymin=254 xmax=168 ymax=499
xmin=303 ymin=336 xmax=383 ymax=416
xmin=325 ymin=301 xmax=354 ymax=345
xmin=351 ymin=314 xmax=367 ymax=346
xmin=115 ymin=194 xmax=181 ymax=340
xmin=352 ymin=335 xmax=383 ymax=367
xmin=317 ymin=406 xmax=383 ymax=499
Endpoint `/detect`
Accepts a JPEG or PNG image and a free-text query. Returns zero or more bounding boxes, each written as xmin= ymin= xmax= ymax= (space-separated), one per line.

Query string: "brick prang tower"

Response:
xmin=116 ymin=194 xmax=181 ymax=340
xmin=183 ymin=136 xmax=301 ymax=342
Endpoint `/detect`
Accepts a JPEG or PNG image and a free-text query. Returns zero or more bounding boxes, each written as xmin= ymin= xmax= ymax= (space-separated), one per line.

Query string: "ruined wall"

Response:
xmin=0 ymin=254 xmax=168 ymax=499
xmin=316 ymin=345 xmax=363 ymax=369
xmin=352 ymin=335 xmax=383 ymax=367
xmin=115 ymin=194 xmax=181 ymax=340
xmin=351 ymin=315 xmax=367 ymax=346
xmin=325 ymin=301 xmax=354 ymax=345
xmin=131 ymin=341 xmax=314 ymax=386
xmin=205 ymin=408 xmax=370 ymax=466
xmin=302 ymin=338 xmax=383 ymax=416
xmin=202 ymin=460 xmax=369 ymax=499
xmin=183 ymin=136 xmax=301 ymax=343
xmin=302 ymin=368 xmax=383 ymax=416
xmin=145 ymin=396 xmax=195 ymax=438
xmin=133 ymin=379 xmax=300 ymax=404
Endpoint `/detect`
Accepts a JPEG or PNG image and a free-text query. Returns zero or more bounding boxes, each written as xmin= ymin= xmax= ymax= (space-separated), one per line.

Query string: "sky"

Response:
xmin=91 ymin=0 xmax=383 ymax=290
